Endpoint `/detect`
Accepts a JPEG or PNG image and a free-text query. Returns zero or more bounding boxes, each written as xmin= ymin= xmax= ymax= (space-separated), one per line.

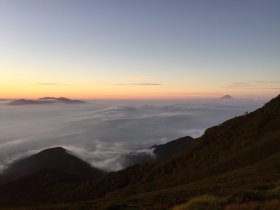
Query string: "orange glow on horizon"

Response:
xmin=1 ymin=87 xmax=278 ymax=100
xmin=1 ymin=79 xmax=278 ymax=100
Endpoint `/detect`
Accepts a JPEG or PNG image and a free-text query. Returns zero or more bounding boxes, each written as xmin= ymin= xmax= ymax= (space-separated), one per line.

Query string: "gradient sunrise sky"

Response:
xmin=1 ymin=0 xmax=280 ymax=99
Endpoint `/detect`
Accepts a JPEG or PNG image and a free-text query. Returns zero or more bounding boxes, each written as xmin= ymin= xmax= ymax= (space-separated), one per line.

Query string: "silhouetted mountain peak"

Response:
xmin=220 ymin=95 xmax=233 ymax=99
xmin=0 ymin=147 xmax=104 ymax=186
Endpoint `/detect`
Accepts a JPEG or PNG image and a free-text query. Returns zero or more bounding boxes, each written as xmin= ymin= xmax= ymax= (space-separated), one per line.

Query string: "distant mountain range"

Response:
xmin=9 ymin=97 xmax=85 ymax=105
xmin=0 ymin=95 xmax=279 ymax=209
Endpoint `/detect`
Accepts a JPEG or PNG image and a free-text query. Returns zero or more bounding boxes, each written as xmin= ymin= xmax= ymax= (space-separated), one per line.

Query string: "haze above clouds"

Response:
xmin=0 ymin=99 xmax=267 ymax=172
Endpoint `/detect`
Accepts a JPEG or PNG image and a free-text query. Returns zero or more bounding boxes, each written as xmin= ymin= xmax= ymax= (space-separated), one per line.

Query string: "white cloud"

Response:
xmin=0 ymin=99 xmax=267 ymax=172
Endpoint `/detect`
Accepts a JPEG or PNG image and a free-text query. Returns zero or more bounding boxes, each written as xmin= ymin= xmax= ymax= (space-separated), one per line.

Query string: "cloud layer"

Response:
xmin=0 ymin=99 xmax=267 ymax=172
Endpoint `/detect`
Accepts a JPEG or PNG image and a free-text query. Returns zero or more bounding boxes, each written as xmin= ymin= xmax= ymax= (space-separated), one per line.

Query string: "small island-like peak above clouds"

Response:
xmin=220 ymin=95 xmax=234 ymax=100
xmin=9 ymin=97 xmax=85 ymax=105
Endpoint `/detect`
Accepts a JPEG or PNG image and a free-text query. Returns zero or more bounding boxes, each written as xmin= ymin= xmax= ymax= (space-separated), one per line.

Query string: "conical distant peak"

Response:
xmin=220 ymin=95 xmax=233 ymax=99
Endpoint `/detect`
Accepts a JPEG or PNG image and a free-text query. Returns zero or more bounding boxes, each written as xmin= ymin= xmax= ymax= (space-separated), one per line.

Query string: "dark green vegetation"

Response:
xmin=0 ymin=95 xmax=280 ymax=209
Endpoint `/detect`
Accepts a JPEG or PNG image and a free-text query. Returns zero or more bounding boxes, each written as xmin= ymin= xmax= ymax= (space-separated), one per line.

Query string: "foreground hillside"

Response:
xmin=0 ymin=95 xmax=279 ymax=210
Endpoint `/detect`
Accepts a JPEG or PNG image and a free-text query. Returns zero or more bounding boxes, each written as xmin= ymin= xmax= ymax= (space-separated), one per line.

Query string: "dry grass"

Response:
xmin=225 ymin=200 xmax=280 ymax=210
xmin=172 ymin=195 xmax=228 ymax=210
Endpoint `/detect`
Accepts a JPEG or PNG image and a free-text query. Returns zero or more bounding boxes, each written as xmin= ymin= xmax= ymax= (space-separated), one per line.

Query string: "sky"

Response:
xmin=1 ymin=0 xmax=280 ymax=99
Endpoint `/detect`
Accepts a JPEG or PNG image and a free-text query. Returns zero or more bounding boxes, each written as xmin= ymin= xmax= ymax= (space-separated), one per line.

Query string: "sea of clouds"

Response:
xmin=0 ymin=99 xmax=267 ymax=172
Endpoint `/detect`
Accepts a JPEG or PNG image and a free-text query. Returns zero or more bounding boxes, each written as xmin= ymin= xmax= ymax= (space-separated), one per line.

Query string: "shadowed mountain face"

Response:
xmin=152 ymin=136 xmax=193 ymax=161
xmin=9 ymin=97 xmax=85 ymax=105
xmin=119 ymin=136 xmax=194 ymax=167
xmin=0 ymin=147 xmax=104 ymax=185
xmin=0 ymin=95 xmax=279 ymax=209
